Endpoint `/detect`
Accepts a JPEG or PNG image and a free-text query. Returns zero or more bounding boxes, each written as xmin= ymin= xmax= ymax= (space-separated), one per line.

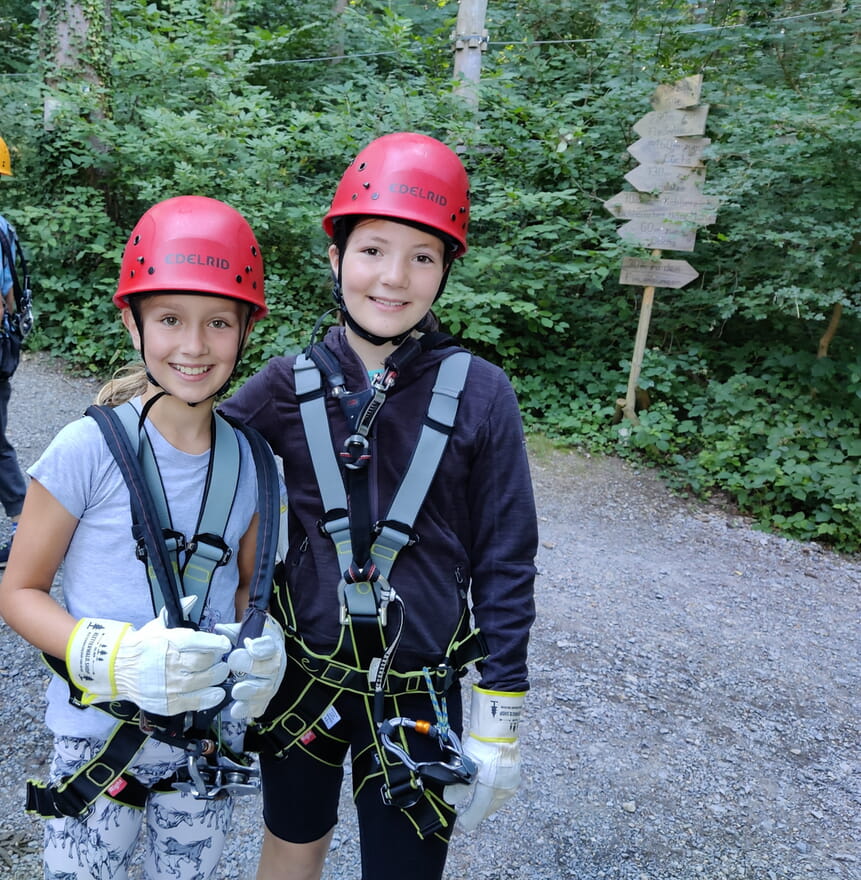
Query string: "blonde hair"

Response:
xmin=96 ymin=362 xmax=150 ymax=407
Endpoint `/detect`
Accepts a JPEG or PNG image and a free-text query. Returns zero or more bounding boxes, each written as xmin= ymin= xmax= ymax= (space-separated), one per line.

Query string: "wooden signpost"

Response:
xmin=619 ymin=257 xmax=699 ymax=289
xmin=624 ymin=163 xmax=705 ymax=193
xmin=632 ymin=105 xmax=710 ymax=138
xmin=607 ymin=74 xmax=718 ymax=423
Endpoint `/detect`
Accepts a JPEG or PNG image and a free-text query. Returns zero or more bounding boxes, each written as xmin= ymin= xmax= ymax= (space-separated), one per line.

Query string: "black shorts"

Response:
xmin=260 ymin=686 xmax=463 ymax=880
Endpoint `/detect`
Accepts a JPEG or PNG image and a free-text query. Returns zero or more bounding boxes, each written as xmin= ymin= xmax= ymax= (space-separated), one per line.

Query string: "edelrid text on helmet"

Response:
xmin=114 ymin=195 xmax=267 ymax=320
xmin=322 ymin=132 xmax=470 ymax=257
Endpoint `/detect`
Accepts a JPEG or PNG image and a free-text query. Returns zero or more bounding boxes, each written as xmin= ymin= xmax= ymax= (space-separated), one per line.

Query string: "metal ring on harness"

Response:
xmin=378 ymin=716 xmax=477 ymax=807
xmin=340 ymin=433 xmax=371 ymax=470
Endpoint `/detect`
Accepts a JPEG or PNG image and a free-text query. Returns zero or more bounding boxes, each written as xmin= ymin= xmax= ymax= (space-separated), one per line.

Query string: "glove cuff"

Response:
xmin=66 ymin=617 xmax=132 ymax=704
xmin=469 ymin=685 xmax=526 ymax=743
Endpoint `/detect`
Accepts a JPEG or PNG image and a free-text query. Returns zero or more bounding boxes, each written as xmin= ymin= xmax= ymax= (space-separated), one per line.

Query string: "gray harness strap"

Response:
xmin=294 ymin=354 xmax=353 ymax=577
xmin=294 ymin=350 xmax=472 ymax=624
xmin=113 ymin=401 xmax=241 ymax=622
xmin=372 ymin=352 xmax=471 ymax=580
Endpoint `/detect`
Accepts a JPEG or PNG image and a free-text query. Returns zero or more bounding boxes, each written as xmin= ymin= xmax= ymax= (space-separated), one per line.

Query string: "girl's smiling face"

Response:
xmin=124 ymin=293 xmax=246 ymax=405
xmin=330 ymin=218 xmax=446 ymax=344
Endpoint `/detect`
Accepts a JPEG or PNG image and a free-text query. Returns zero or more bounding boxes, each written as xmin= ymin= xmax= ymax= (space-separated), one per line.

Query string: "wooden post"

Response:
xmin=618 ymin=249 xmax=662 ymax=424
xmin=452 ymin=0 xmax=488 ymax=108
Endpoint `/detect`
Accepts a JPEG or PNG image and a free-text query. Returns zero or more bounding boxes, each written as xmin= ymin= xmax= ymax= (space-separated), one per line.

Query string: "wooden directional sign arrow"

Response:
xmin=619 ymin=256 xmax=699 ymax=289
xmin=624 ymin=163 xmax=706 ymax=193
xmin=627 ymin=136 xmax=710 ymax=166
xmin=653 ymin=191 xmax=718 ymax=225
xmin=651 ymin=74 xmax=703 ymax=110
xmin=633 ymin=105 xmax=709 ymax=138
xmin=618 ymin=218 xmax=697 ymax=252
xmin=604 ymin=191 xmax=719 ymax=225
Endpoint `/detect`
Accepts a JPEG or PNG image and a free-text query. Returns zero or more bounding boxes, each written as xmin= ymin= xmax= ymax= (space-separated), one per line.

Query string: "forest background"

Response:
xmin=1 ymin=0 xmax=859 ymax=551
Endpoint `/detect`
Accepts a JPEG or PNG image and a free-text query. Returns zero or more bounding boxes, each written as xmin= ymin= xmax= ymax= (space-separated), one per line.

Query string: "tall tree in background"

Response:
xmin=452 ymin=0 xmax=488 ymax=107
xmin=40 ymin=0 xmax=113 ymax=193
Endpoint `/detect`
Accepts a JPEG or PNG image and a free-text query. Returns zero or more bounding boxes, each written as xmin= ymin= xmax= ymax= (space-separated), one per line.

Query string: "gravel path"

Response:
xmin=1 ymin=351 xmax=859 ymax=879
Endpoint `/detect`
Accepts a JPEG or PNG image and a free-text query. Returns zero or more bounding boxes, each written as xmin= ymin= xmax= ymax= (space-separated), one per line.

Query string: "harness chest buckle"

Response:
xmin=339 ymin=433 xmax=370 ymax=471
xmin=186 ymin=532 xmax=233 ymax=566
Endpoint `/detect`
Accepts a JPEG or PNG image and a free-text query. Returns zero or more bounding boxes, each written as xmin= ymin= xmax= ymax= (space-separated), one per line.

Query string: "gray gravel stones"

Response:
xmin=1 ymin=352 xmax=859 ymax=879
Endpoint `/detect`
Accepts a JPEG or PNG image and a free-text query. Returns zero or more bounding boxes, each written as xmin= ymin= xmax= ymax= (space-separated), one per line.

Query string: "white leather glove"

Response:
xmin=66 ymin=596 xmax=231 ymax=715
xmin=215 ymin=613 xmax=287 ymax=721
xmin=443 ymin=685 xmax=526 ymax=831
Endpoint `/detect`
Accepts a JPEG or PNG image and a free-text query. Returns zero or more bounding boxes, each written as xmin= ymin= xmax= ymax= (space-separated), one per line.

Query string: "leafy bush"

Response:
xmin=616 ymin=344 xmax=861 ymax=552
xmin=1 ymin=0 xmax=859 ymax=551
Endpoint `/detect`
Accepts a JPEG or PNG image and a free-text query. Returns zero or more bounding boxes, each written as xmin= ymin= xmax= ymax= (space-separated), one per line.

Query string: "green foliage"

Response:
xmin=613 ymin=342 xmax=861 ymax=552
xmin=0 ymin=0 xmax=37 ymax=74
xmin=1 ymin=0 xmax=860 ymax=551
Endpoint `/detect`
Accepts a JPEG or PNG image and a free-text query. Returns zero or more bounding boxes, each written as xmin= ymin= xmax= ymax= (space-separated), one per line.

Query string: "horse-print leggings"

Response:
xmin=43 ymin=734 xmax=238 ymax=880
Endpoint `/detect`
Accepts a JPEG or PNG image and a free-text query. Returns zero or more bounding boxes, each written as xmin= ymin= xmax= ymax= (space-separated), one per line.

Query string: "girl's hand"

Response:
xmin=66 ymin=597 xmax=232 ymax=715
xmin=216 ymin=613 xmax=287 ymax=720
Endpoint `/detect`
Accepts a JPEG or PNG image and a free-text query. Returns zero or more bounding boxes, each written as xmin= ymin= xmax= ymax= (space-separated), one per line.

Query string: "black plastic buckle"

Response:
xmin=187 ymin=532 xmax=233 ymax=566
xmin=373 ymin=519 xmax=420 ymax=547
xmin=134 ymin=528 xmax=186 ymax=562
xmin=381 ymin=774 xmax=424 ymax=809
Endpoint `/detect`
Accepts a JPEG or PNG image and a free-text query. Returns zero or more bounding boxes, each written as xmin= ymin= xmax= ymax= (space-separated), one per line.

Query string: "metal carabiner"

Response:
xmin=172 ymin=740 xmax=261 ymax=800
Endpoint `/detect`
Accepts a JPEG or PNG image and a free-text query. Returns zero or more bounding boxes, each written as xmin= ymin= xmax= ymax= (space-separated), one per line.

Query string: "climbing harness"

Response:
xmin=26 ymin=401 xmax=280 ymax=818
xmin=110 ymin=399 xmax=241 ymax=625
xmin=252 ymin=335 xmax=484 ymax=837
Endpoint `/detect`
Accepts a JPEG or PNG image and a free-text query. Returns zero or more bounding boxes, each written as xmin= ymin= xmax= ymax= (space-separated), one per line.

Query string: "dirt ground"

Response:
xmin=1 ymin=352 xmax=859 ymax=879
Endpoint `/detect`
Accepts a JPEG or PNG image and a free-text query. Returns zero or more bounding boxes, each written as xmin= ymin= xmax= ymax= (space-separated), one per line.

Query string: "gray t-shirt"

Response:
xmin=29 ymin=401 xmax=259 ymax=739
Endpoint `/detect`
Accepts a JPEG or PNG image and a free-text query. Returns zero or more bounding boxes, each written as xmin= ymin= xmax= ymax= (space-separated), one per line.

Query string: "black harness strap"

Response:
xmin=87 ymin=404 xmax=190 ymax=629
xmin=26 ymin=408 xmax=281 ymax=818
xmin=27 ymin=721 xmax=152 ymax=817
xmin=220 ymin=413 xmax=281 ymax=645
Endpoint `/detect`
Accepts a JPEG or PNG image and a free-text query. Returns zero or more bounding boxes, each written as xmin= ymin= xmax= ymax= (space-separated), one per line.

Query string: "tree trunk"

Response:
xmin=331 ymin=0 xmax=348 ymax=59
xmin=452 ymin=0 xmax=488 ymax=108
xmin=817 ymin=302 xmax=843 ymax=358
xmin=40 ymin=0 xmax=112 ymax=130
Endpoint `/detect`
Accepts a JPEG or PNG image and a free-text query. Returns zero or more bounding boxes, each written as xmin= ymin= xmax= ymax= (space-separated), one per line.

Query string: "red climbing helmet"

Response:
xmin=322 ymin=132 xmax=470 ymax=258
xmin=114 ymin=195 xmax=267 ymax=319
